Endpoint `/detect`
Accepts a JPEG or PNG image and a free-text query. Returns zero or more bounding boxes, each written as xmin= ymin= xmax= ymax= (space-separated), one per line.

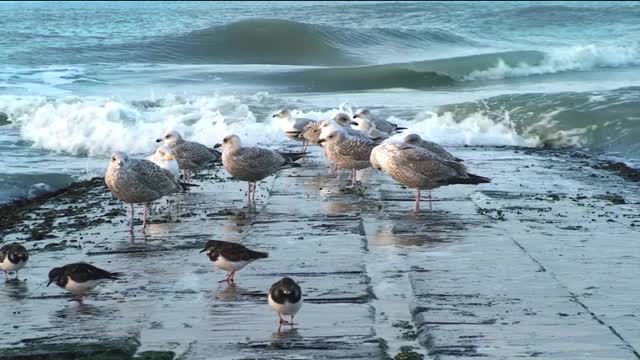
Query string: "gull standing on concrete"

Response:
xmin=370 ymin=142 xmax=490 ymax=212
xmin=105 ymin=151 xmax=183 ymax=231
xmin=403 ymin=134 xmax=463 ymax=162
xmin=353 ymin=108 xmax=406 ymax=135
xmin=318 ymin=126 xmax=375 ymax=185
xmin=273 ymin=109 xmax=316 ymax=152
xmin=215 ymin=134 xmax=305 ymax=206
xmin=148 ymin=145 xmax=181 ymax=179
xmin=156 ymin=130 xmax=220 ymax=183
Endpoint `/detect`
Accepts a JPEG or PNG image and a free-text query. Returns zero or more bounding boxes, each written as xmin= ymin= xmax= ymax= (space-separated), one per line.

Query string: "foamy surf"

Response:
xmin=464 ymin=44 xmax=640 ymax=81
xmin=1 ymin=93 xmax=547 ymax=158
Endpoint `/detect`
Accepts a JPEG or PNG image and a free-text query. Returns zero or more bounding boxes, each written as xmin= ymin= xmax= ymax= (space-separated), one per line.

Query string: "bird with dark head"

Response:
xmin=268 ymin=277 xmax=303 ymax=326
xmin=200 ymin=240 xmax=268 ymax=284
xmin=0 ymin=243 xmax=29 ymax=281
xmin=47 ymin=263 xmax=121 ymax=303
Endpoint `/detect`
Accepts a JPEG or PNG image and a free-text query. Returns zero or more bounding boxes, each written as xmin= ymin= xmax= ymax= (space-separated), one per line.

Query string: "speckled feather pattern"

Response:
xmin=371 ymin=143 xmax=468 ymax=190
xmin=333 ymin=137 xmax=375 ymax=170
xmin=222 ymin=147 xmax=289 ymax=182
xmin=171 ymin=140 xmax=219 ymax=171
xmin=105 ymin=158 xmax=182 ymax=204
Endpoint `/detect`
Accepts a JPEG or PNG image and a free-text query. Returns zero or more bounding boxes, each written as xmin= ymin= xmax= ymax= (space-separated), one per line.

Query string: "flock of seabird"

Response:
xmin=1 ymin=107 xmax=490 ymax=328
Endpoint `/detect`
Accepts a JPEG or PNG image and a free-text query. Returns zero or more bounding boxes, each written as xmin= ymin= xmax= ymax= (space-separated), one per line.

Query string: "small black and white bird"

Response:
xmin=47 ymin=263 xmax=121 ymax=302
xmin=0 ymin=243 xmax=29 ymax=281
xmin=200 ymin=240 xmax=268 ymax=284
xmin=268 ymin=277 xmax=303 ymax=326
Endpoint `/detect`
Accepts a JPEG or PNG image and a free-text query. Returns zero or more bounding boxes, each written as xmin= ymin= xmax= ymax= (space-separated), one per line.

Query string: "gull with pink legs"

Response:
xmin=105 ymin=151 xmax=183 ymax=232
xmin=215 ymin=134 xmax=306 ymax=207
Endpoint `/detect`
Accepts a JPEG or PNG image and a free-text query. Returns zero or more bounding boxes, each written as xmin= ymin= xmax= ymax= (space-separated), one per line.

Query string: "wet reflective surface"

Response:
xmin=2 ymin=146 xmax=640 ymax=359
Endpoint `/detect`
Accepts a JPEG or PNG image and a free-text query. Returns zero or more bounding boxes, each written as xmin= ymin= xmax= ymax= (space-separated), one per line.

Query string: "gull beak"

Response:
xmin=351 ymin=121 xmax=359 ymax=126
xmin=199 ymin=248 xmax=208 ymax=253
xmin=317 ymin=139 xmax=326 ymax=144
xmin=213 ymin=143 xmax=221 ymax=149
xmin=353 ymin=114 xmax=359 ymax=119
xmin=46 ymin=280 xmax=53 ymax=287
xmin=272 ymin=114 xmax=278 ymax=118
xmin=155 ymin=138 xmax=162 ymax=143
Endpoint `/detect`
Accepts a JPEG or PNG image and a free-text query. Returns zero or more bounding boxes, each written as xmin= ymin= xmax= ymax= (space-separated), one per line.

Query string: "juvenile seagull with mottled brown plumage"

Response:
xmin=318 ymin=125 xmax=376 ymax=185
xmin=156 ymin=130 xmax=220 ymax=182
xmin=370 ymin=142 xmax=490 ymax=212
xmin=105 ymin=151 xmax=182 ymax=231
xmin=403 ymin=134 xmax=463 ymax=162
xmin=214 ymin=135 xmax=305 ymax=206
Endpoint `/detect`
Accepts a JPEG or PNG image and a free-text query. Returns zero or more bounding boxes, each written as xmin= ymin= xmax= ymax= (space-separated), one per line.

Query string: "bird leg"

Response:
xmin=278 ymin=313 xmax=290 ymax=325
xmin=247 ymin=182 xmax=252 ymax=206
xmin=251 ymin=182 xmax=257 ymax=204
xmin=429 ymin=190 xmax=433 ymax=210
xmin=351 ymin=169 xmax=357 ymax=186
xmin=414 ymin=189 xmax=421 ymax=213
xmin=218 ymin=271 xmax=236 ymax=284
xmin=129 ymin=204 xmax=135 ymax=232
xmin=141 ymin=204 xmax=149 ymax=230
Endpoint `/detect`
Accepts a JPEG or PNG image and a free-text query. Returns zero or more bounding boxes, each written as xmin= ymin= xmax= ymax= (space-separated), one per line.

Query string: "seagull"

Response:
xmin=300 ymin=121 xmax=323 ymax=146
xmin=273 ymin=109 xmax=316 ymax=152
xmin=0 ymin=243 xmax=29 ymax=281
xmin=268 ymin=277 xmax=303 ymax=327
xmin=156 ymin=130 xmax=221 ymax=182
xmin=47 ymin=263 xmax=121 ymax=303
xmin=370 ymin=142 xmax=490 ymax=212
xmin=318 ymin=126 xmax=375 ymax=185
xmin=148 ymin=145 xmax=181 ymax=179
xmin=214 ymin=134 xmax=305 ymax=206
xmin=105 ymin=151 xmax=183 ymax=231
xmin=351 ymin=115 xmax=393 ymax=141
xmin=200 ymin=240 xmax=268 ymax=284
xmin=321 ymin=118 xmax=370 ymax=141
xmin=353 ymin=108 xmax=406 ymax=135
xmin=403 ymin=134 xmax=463 ymax=162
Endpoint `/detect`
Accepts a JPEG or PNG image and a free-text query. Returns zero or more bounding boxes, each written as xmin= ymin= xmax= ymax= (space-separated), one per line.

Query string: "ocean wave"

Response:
xmin=464 ymin=44 xmax=640 ymax=80
xmin=0 ymin=92 xmax=534 ymax=158
xmin=221 ymin=45 xmax=640 ymax=91
xmin=436 ymin=86 xmax=640 ymax=156
xmin=2 ymin=87 xmax=639 ymax=159
xmin=13 ymin=18 xmax=474 ymax=66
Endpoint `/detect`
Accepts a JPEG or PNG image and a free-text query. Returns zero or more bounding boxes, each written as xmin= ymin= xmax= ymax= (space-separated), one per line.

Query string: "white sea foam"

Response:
xmin=387 ymin=111 xmax=540 ymax=147
xmin=0 ymin=93 xmax=547 ymax=158
xmin=464 ymin=44 xmax=640 ymax=81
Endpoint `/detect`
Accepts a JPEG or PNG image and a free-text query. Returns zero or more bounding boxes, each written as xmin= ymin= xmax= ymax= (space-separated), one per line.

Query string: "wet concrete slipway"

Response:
xmin=1 ymin=145 xmax=639 ymax=360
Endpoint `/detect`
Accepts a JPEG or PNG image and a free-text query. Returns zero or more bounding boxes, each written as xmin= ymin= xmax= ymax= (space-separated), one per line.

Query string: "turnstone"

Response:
xmin=268 ymin=277 xmax=303 ymax=326
xmin=0 ymin=243 xmax=29 ymax=281
xmin=47 ymin=263 xmax=121 ymax=302
xmin=200 ymin=240 xmax=268 ymax=284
